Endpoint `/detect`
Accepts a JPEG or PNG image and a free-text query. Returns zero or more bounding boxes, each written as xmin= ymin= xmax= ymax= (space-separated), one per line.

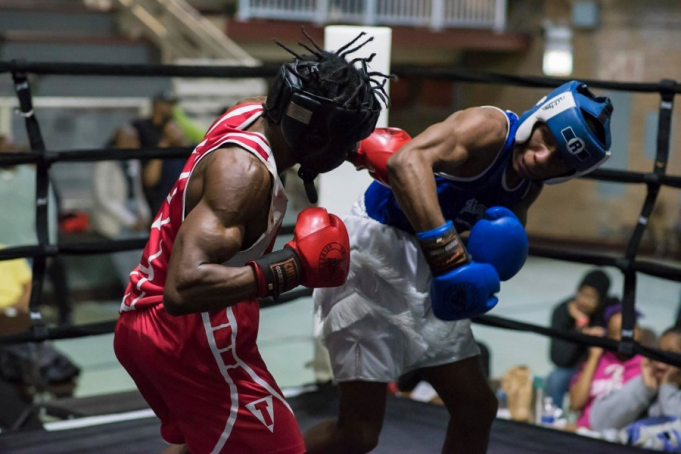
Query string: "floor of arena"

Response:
xmin=0 ymin=386 xmax=659 ymax=454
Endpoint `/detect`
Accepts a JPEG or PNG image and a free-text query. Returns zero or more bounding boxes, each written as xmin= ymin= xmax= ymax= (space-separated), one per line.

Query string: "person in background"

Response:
xmin=141 ymin=120 xmax=191 ymax=215
xmin=546 ymin=269 xmax=616 ymax=407
xmin=136 ymin=95 xmax=209 ymax=216
xmin=0 ymin=245 xmax=32 ymax=320
xmin=569 ymin=304 xmax=645 ymax=429
xmin=130 ymin=90 xmax=178 ymax=210
xmin=131 ymin=90 xmax=177 ymax=150
xmin=589 ymin=325 xmax=681 ymax=431
xmin=91 ymin=126 xmax=151 ymax=288
xmin=0 ymin=133 xmax=33 ymax=314
xmin=0 ymin=243 xmax=80 ymax=415
xmin=0 ymin=268 xmax=43 ymax=432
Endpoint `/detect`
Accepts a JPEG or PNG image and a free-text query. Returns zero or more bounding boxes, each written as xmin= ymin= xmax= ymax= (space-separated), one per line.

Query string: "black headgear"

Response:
xmin=264 ymin=58 xmax=381 ymax=203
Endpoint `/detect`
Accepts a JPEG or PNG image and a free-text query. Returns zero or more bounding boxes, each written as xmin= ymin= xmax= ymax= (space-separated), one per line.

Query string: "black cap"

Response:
xmin=579 ymin=269 xmax=611 ymax=301
xmin=153 ymin=90 xmax=178 ymax=104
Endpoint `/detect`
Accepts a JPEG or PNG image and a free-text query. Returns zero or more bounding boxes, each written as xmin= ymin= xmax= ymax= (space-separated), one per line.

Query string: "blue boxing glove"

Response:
xmin=467 ymin=207 xmax=528 ymax=281
xmin=417 ymin=221 xmax=501 ymax=321
xmin=625 ymin=416 xmax=681 ymax=451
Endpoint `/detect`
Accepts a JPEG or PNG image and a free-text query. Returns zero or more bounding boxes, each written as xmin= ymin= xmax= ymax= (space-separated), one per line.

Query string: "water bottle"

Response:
xmin=540 ymin=396 xmax=557 ymax=426
xmin=496 ymin=388 xmax=511 ymax=419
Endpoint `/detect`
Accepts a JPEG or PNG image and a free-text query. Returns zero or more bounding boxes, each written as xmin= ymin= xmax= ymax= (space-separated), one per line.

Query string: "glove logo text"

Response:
xmin=319 ymin=243 xmax=347 ymax=278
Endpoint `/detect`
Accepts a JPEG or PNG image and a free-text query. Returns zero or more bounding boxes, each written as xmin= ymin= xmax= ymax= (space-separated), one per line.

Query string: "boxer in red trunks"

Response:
xmin=114 ymin=31 xmax=390 ymax=454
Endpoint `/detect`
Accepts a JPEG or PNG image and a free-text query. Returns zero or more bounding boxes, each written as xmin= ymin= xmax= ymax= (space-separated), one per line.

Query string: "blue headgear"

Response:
xmin=515 ymin=81 xmax=613 ymax=184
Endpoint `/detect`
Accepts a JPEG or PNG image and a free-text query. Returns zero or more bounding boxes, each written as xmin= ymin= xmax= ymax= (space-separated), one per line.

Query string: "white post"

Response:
xmin=310 ymin=26 xmax=392 ymax=383
xmin=317 ymin=25 xmax=392 ymax=217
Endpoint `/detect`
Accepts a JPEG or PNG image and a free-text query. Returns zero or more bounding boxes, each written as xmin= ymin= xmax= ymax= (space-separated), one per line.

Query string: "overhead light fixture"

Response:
xmin=543 ymin=22 xmax=573 ymax=77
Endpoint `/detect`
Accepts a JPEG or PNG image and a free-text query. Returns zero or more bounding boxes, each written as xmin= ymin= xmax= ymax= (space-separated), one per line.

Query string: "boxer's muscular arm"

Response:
xmin=387 ymin=107 xmax=508 ymax=232
xmin=163 ymin=148 xmax=270 ymax=315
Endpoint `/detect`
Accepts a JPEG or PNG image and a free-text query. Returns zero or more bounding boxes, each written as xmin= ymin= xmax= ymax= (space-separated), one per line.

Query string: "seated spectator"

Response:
xmin=0 ymin=245 xmax=32 ymax=336
xmin=142 ymin=120 xmax=191 ymax=215
xmin=546 ymin=269 xmax=616 ymax=407
xmin=589 ymin=325 xmax=681 ymax=431
xmin=130 ymin=90 xmax=194 ymax=212
xmin=131 ymin=90 xmax=176 ymax=152
xmin=0 ymin=247 xmax=78 ymax=423
xmin=569 ymin=304 xmax=645 ymax=429
xmin=91 ymin=126 xmax=151 ymax=288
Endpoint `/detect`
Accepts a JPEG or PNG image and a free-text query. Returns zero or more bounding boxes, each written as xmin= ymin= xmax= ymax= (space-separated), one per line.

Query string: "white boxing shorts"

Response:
xmin=313 ymin=197 xmax=480 ymax=383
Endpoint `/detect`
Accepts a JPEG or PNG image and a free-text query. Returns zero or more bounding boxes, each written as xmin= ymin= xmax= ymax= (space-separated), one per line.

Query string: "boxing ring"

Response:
xmin=0 ymin=59 xmax=680 ymax=453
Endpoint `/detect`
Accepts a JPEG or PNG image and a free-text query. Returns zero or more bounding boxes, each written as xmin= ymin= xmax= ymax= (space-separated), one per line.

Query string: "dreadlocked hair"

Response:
xmin=274 ymin=28 xmax=394 ymax=111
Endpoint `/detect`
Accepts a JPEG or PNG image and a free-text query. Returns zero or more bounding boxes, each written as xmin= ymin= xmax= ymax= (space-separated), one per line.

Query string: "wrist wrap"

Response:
xmin=249 ymin=248 xmax=302 ymax=299
xmin=416 ymin=221 xmax=470 ymax=275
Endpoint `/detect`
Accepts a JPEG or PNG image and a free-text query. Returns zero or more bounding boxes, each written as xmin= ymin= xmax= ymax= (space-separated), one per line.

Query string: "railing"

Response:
xmin=112 ymin=0 xmax=258 ymax=64
xmin=85 ymin=0 xmax=265 ymax=135
xmin=238 ymin=0 xmax=507 ymax=31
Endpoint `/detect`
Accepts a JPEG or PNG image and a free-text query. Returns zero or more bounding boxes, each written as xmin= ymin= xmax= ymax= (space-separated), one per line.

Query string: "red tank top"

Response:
xmin=120 ymin=103 xmax=288 ymax=312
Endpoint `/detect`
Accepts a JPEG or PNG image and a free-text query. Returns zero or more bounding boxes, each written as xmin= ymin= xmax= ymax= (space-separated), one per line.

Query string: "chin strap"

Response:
xmin=297 ymin=167 xmax=318 ymax=204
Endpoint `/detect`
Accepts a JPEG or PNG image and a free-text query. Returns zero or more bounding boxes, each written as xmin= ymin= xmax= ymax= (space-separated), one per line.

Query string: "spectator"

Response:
xmin=569 ymin=304 xmax=645 ymax=429
xmin=546 ymin=269 xmax=615 ymax=407
xmin=0 ymin=245 xmax=78 ymax=424
xmin=91 ymin=126 xmax=151 ymax=288
xmin=0 ymin=245 xmax=32 ymax=320
xmin=130 ymin=90 xmax=178 ymax=209
xmin=141 ymin=120 xmax=190 ymax=215
xmin=589 ymin=326 xmax=681 ymax=431
xmin=131 ymin=90 xmax=177 ymax=150
xmin=131 ymin=92 xmax=207 ymax=215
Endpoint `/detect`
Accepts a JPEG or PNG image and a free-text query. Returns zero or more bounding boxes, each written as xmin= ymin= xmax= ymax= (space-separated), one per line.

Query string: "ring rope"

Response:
xmin=0 ymin=59 xmax=678 ymax=367
xmin=1 ymin=60 xmax=681 ymax=95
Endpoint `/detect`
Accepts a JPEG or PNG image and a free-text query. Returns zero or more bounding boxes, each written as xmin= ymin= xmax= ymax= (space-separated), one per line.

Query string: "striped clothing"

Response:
xmin=114 ymin=103 xmax=304 ymax=454
xmin=121 ymin=103 xmax=287 ymax=312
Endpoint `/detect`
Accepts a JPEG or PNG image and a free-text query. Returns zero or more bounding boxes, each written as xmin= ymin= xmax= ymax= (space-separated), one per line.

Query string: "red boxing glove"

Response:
xmin=286 ymin=207 xmax=350 ymax=288
xmin=248 ymin=207 xmax=350 ymax=299
xmin=347 ymin=127 xmax=411 ymax=187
